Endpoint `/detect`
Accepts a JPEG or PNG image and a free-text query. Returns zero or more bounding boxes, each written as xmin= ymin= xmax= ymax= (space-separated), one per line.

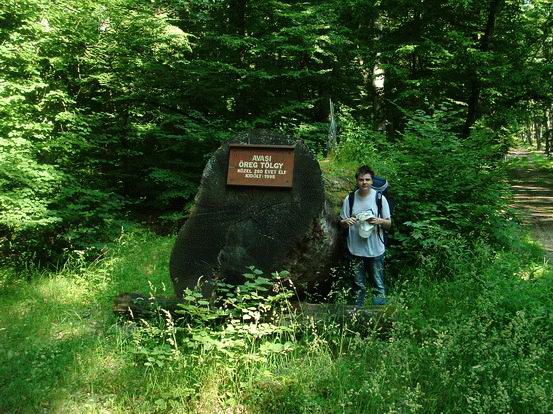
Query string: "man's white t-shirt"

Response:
xmin=340 ymin=189 xmax=391 ymax=258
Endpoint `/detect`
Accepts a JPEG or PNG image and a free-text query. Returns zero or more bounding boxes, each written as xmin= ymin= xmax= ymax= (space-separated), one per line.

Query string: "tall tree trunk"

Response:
xmin=528 ymin=125 xmax=534 ymax=146
xmin=546 ymin=107 xmax=552 ymax=156
xmin=462 ymin=0 xmax=503 ymax=138
xmin=228 ymin=0 xmax=248 ymax=119
xmin=372 ymin=17 xmax=386 ymax=132
xmin=536 ymin=121 xmax=542 ymax=150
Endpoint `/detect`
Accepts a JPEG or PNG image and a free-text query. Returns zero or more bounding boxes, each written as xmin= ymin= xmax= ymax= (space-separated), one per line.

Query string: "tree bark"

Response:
xmin=169 ymin=130 xmax=350 ymax=298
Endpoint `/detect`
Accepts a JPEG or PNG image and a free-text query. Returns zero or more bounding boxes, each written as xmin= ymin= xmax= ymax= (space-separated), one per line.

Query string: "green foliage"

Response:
xmin=391 ymin=108 xmax=512 ymax=267
xmin=334 ymin=105 xmax=512 ymax=273
xmin=0 ymin=0 xmax=224 ymax=263
xmin=173 ymin=267 xmax=295 ymax=364
xmin=333 ymin=105 xmax=394 ymax=175
xmin=368 ymin=0 xmax=553 ymax=135
xmin=1 ymin=227 xmax=553 ymax=412
xmin=174 ymin=0 xmax=360 ymax=149
xmin=1 ymin=0 xmax=551 ymax=265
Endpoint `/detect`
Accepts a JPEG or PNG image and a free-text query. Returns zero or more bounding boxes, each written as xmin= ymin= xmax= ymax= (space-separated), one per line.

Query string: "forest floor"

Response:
xmin=2 ymin=153 xmax=553 ymax=413
xmin=508 ymin=149 xmax=553 ymax=262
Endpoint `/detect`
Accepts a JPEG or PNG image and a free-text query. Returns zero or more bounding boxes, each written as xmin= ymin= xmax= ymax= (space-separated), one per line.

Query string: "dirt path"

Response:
xmin=509 ymin=150 xmax=553 ymax=262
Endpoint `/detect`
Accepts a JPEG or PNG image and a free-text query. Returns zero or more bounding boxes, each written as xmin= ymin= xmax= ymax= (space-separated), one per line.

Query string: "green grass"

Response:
xmin=0 ymin=229 xmax=176 ymax=413
xmin=506 ymin=151 xmax=553 ymax=172
xmin=1 ymin=227 xmax=553 ymax=413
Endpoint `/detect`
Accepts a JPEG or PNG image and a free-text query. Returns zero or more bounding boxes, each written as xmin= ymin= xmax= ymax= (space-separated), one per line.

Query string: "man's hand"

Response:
xmin=368 ymin=216 xmax=391 ymax=230
xmin=341 ymin=217 xmax=357 ymax=228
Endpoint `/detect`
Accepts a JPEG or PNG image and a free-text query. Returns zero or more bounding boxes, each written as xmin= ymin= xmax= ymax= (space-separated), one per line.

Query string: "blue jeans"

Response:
xmin=351 ymin=254 xmax=386 ymax=308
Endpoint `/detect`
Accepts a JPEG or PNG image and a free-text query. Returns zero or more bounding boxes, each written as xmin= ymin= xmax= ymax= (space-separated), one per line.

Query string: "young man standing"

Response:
xmin=340 ymin=166 xmax=391 ymax=307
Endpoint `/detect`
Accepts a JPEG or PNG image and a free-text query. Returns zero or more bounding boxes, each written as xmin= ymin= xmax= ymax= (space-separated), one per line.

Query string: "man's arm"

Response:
xmin=339 ymin=195 xmax=357 ymax=229
xmin=369 ymin=217 xmax=391 ymax=230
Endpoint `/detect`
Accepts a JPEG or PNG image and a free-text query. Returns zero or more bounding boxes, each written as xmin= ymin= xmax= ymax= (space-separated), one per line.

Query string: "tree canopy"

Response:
xmin=1 ymin=0 xmax=551 ymax=264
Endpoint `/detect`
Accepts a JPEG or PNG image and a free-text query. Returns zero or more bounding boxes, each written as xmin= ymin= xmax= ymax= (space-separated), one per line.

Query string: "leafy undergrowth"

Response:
xmin=1 ymin=229 xmax=552 ymax=413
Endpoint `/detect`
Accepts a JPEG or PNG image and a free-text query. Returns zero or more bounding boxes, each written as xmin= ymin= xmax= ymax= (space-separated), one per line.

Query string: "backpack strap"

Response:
xmin=375 ymin=191 xmax=386 ymax=244
xmin=348 ymin=191 xmax=355 ymax=217
xmin=376 ymin=191 xmax=383 ymax=218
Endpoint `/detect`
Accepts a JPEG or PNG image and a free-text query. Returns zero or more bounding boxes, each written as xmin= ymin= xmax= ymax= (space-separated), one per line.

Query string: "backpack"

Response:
xmin=348 ymin=176 xmax=394 ymax=245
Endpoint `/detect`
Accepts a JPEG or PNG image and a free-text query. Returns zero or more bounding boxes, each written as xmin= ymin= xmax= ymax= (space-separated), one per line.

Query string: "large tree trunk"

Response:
xmin=169 ymin=130 xmax=350 ymax=298
xmin=462 ymin=0 xmax=503 ymax=138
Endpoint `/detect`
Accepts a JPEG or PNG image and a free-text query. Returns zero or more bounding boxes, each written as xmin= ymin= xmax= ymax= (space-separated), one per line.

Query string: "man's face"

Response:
xmin=356 ymin=173 xmax=373 ymax=191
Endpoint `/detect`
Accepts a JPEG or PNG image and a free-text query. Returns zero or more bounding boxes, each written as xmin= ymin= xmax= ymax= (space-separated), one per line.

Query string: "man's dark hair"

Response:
xmin=355 ymin=165 xmax=375 ymax=179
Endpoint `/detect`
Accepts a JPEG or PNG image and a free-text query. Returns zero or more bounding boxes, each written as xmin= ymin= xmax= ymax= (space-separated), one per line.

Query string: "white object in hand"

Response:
xmin=356 ymin=211 xmax=375 ymax=238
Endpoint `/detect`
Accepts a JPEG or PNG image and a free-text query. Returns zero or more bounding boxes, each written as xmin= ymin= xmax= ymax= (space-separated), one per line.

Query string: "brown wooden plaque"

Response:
xmin=227 ymin=144 xmax=295 ymax=187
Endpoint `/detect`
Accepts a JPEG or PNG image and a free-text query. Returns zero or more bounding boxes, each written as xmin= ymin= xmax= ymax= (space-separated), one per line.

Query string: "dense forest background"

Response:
xmin=2 ymin=1 xmax=553 ymax=412
xmin=1 ymin=0 xmax=552 ymax=265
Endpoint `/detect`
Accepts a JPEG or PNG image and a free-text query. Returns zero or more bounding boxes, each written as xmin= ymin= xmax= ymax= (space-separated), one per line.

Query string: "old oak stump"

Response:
xmin=169 ymin=130 xmax=346 ymax=298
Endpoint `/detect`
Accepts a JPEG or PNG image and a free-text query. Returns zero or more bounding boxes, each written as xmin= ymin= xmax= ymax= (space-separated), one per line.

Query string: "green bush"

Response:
xmin=0 ymin=0 xmax=220 ymax=265
xmin=333 ymin=107 xmax=512 ymax=275
xmin=390 ymin=111 xmax=512 ymax=271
